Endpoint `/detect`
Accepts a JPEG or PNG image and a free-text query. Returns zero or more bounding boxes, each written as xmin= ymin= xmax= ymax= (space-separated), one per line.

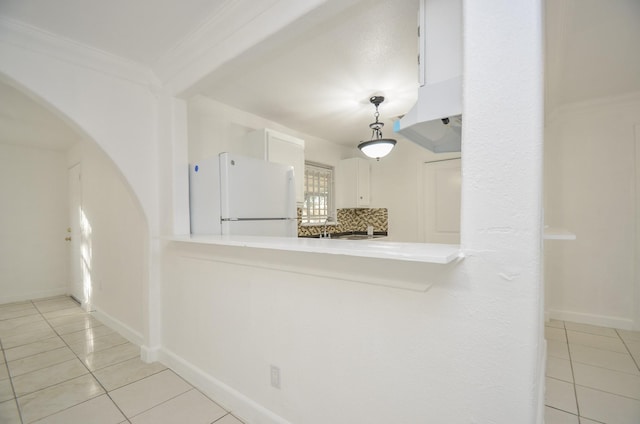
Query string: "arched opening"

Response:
xmin=0 ymin=74 xmax=149 ymax=344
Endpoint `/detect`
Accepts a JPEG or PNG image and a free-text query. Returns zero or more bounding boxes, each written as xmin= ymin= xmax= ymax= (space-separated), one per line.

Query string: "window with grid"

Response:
xmin=302 ymin=162 xmax=334 ymax=225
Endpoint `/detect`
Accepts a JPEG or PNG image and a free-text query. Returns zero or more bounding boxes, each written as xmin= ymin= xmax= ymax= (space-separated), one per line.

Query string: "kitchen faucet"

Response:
xmin=322 ymin=216 xmax=333 ymax=238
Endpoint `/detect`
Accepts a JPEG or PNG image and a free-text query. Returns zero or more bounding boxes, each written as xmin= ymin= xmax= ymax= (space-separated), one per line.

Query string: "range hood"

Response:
xmin=394 ymin=0 xmax=462 ymax=153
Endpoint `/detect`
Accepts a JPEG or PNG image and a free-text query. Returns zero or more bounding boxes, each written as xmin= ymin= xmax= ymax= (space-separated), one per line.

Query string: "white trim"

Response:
xmin=158 ymin=347 xmax=292 ymax=424
xmin=140 ymin=345 xmax=161 ymax=363
xmin=635 ymin=123 xmax=640 ymax=330
xmin=0 ymin=287 xmax=67 ymax=305
xmin=91 ymin=308 xmax=144 ymax=346
xmin=547 ymin=309 xmax=634 ymax=330
xmin=302 ymin=162 xmax=335 ymax=225
xmin=0 ymin=16 xmax=159 ymax=88
xmin=157 ymin=0 xmax=326 ymax=95
xmin=536 ymin=340 xmax=547 ymax=424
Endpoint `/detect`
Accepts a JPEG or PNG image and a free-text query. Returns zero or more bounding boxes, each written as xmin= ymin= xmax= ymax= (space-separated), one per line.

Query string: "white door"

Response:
xmin=422 ymin=158 xmax=461 ymax=244
xmin=68 ymin=164 xmax=83 ymax=304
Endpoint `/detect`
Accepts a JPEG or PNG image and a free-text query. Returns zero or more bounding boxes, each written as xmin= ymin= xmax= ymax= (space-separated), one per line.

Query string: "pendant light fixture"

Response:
xmin=358 ymin=96 xmax=397 ymax=160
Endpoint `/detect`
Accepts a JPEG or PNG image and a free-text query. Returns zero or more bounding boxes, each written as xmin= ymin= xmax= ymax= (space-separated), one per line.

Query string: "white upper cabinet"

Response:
xmin=244 ymin=128 xmax=305 ymax=204
xmin=338 ymin=157 xmax=370 ymax=208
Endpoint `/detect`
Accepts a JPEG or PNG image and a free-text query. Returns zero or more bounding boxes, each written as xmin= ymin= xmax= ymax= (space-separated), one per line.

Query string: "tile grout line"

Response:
xmin=1 ymin=297 xmax=100 ymax=423
xmin=124 ymin=382 xmax=195 ymax=421
xmin=37 ymin=297 xmax=183 ymax=422
xmin=615 ymin=328 xmax=640 ymax=373
xmin=573 ymin=381 xmax=640 ymax=402
xmin=3 ymin=297 xmax=240 ymax=424
xmin=212 ymin=412 xmax=239 ymax=423
xmin=0 ymin=330 xmax=26 ymax=424
xmin=563 ymin=320 xmax=582 ymax=419
xmin=12 ymin=297 xmax=119 ymax=423
xmin=15 ymin=299 xmax=82 ymax=424
xmin=39 ymin=301 xmax=135 ymax=423
xmin=544 ymin=405 xmax=580 ymax=419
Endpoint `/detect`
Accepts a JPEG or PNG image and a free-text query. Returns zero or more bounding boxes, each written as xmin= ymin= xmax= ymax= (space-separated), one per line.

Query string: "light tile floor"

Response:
xmin=545 ymin=319 xmax=640 ymax=424
xmin=0 ymin=296 xmax=244 ymax=424
xmin=7 ymin=297 xmax=638 ymax=423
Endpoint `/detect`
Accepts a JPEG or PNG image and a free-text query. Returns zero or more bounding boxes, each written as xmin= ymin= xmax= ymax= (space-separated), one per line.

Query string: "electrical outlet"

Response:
xmin=270 ymin=365 xmax=281 ymax=389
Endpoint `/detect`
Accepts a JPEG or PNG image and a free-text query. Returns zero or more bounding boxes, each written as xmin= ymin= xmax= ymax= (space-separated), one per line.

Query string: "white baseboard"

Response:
xmin=536 ymin=339 xmax=547 ymax=424
xmin=0 ymin=287 xmax=67 ymax=305
xmin=91 ymin=308 xmax=144 ymax=346
xmin=140 ymin=345 xmax=160 ymax=363
xmin=547 ymin=309 xmax=634 ymax=330
xmin=158 ymin=347 xmax=291 ymax=424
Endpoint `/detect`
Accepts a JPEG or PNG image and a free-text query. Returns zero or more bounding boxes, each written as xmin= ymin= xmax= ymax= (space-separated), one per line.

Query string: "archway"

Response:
xmin=0 ymin=74 xmax=151 ymax=349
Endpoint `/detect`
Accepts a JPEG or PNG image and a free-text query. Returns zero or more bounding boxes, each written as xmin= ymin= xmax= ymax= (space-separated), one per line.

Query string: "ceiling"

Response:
xmin=194 ymin=0 xmax=420 ymax=146
xmin=1 ymin=0 xmax=639 ymax=151
xmin=0 ymin=0 xmax=231 ymax=67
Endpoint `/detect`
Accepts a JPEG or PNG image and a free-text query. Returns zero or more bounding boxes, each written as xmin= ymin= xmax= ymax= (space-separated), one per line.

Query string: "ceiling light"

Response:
xmin=358 ymin=96 xmax=397 ymax=160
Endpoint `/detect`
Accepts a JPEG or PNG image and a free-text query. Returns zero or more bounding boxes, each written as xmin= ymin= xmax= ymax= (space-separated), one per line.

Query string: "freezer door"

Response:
xmin=220 ymin=153 xmax=296 ymax=220
xmin=221 ymin=219 xmax=297 ymax=237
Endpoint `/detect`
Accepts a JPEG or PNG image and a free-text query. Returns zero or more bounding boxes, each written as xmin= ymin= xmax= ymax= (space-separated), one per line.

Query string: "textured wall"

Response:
xmin=545 ymin=93 xmax=640 ymax=329
xmin=0 ymin=144 xmax=68 ymax=302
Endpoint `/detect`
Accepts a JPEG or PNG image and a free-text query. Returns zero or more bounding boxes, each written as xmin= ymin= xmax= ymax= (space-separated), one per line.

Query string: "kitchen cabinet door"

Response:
xmin=338 ymin=157 xmax=370 ymax=208
xmin=245 ymin=128 xmax=305 ymax=204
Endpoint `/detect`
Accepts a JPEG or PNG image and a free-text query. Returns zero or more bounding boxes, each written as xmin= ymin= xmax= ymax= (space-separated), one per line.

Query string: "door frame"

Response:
xmin=67 ymin=162 xmax=85 ymax=307
xmin=634 ymin=124 xmax=640 ymax=330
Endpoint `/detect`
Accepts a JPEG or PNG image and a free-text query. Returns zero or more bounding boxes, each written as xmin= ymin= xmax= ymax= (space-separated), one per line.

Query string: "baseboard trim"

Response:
xmin=536 ymin=339 xmax=547 ymax=424
xmin=91 ymin=308 xmax=144 ymax=346
xmin=158 ymin=347 xmax=291 ymax=424
xmin=0 ymin=288 xmax=67 ymax=305
xmin=547 ymin=309 xmax=634 ymax=330
xmin=140 ymin=345 xmax=160 ymax=363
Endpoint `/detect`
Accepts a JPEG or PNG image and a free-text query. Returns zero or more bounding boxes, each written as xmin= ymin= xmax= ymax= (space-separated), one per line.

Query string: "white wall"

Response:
xmin=0 ymin=19 xmax=159 ymax=233
xmin=370 ymin=138 xmax=459 ymax=242
xmin=545 ymin=92 xmax=640 ymax=329
xmin=188 ymin=95 xmax=353 ymax=171
xmin=68 ymin=141 xmax=148 ymax=341
xmin=160 ymin=2 xmax=545 ymax=424
xmin=1 ymin=1 xmax=545 ymax=423
xmin=0 ymin=143 xmax=69 ymax=302
xmin=0 ymin=20 xmax=156 ymax=346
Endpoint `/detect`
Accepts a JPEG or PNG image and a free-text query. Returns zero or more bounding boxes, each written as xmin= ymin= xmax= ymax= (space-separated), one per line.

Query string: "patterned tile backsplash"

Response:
xmin=298 ymin=208 xmax=388 ymax=237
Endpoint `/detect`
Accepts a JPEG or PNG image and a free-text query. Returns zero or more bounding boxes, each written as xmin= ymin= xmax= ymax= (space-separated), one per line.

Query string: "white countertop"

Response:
xmin=168 ymin=234 xmax=462 ymax=264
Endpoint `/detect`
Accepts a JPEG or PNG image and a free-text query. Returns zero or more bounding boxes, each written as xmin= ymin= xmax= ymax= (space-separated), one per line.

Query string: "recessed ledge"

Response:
xmin=543 ymin=227 xmax=576 ymax=241
xmin=167 ymin=234 xmax=462 ymax=264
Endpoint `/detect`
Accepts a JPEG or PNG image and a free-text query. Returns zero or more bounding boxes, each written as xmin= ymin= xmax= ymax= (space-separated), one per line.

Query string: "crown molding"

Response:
xmin=154 ymin=0 xmax=326 ymax=96
xmin=0 ymin=16 xmax=160 ymax=89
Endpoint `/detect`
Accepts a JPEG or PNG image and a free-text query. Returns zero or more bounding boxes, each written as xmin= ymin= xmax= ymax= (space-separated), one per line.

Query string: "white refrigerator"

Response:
xmin=189 ymin=152 xmax=298 ymax=237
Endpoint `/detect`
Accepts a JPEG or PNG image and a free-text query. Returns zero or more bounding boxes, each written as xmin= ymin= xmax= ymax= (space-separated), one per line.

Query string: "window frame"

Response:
xmin=302 ymin=161 xmax=336 ymax=226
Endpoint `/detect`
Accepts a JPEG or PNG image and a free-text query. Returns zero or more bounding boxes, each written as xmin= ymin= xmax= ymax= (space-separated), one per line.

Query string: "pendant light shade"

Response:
xmin=357 ymin=96 xmax=397 ymax=160
xmin=358 ymin=139 xmax=396 ymax=159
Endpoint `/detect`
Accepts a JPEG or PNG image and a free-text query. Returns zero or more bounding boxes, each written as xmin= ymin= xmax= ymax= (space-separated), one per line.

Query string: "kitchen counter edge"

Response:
xmin=165 ymin=234 xmax=463 ymax=264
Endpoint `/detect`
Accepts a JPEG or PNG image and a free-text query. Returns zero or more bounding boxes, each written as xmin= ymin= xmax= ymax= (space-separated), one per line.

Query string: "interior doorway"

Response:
xmin=422 ymin=158 xmax=461 ymax=244
xmin=67 ymin=162 xmax=84 ymax=305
